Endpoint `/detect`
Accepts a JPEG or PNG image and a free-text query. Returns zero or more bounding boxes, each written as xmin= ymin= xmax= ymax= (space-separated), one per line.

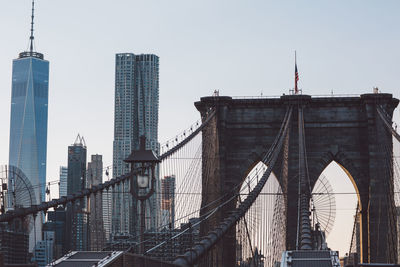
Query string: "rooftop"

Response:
xmin=50 ymin=251 xmax=123 ymax=267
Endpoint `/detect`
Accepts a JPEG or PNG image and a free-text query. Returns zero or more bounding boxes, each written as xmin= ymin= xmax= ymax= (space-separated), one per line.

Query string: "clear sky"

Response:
xmin=0 ymin=0 xmax=399 ymax=257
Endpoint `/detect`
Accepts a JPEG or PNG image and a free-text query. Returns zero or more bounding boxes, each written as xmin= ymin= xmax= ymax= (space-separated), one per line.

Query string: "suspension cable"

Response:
xmin=377 ymin=106 xmax=400 ymax=142
xmin=0 ymin=109 xmax=218 ymax=224
xmin=173 ymin=106 xmax=293 ymax=266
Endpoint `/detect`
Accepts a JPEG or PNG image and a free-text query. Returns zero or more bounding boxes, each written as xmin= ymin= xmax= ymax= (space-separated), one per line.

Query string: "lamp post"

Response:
xmin=124 ymin=135 xmax=160 ymax=254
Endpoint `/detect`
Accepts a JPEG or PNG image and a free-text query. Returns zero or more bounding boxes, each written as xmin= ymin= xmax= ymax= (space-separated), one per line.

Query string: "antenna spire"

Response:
xmin=29 ymin=0 xmax=35 ymax=53
xmin=19 ymin=0 xmax=44 ymax=59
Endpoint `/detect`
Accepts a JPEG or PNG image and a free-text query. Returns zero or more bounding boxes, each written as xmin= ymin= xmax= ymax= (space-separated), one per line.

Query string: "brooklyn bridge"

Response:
xmin=1 ymin=92 xmax=399 ymax=267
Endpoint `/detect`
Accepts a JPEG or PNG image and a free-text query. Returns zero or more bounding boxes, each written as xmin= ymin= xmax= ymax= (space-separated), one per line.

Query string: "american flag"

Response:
xmin=295 ymin=62 xmax=299 ymax=94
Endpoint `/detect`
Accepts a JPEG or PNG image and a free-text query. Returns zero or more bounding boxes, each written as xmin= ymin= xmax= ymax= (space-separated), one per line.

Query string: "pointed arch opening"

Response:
xmin=236 ymin=161 xmax=285 ymax=267
xmin=314 ymin=161 xmax=359 ymax=257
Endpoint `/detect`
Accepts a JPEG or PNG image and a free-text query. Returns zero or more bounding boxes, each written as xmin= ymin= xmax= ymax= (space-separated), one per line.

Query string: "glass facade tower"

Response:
xmin=112 ymin=53 xmax=160 ymax=238
xmin=8 ymin=0 xmax=49 ymax=254
xmin=9 ymin=53 xmax=49 ymax=204
xmin=65 ymin=135 xmax=88 ymax=251
xmin=59 ymin=166 xmax=68 ymax=197
xmin=8 ymin=52 xmax=49 ymax=252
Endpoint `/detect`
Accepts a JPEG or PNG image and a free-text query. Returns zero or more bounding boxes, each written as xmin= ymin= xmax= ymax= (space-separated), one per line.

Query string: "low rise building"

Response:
xmin=0 ymin=221 xmax=29 ymax=264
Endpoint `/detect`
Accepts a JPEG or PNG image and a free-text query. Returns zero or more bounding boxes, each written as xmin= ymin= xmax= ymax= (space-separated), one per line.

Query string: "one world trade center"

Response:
xmin=8 ymin=0 xmax=49 ymax=251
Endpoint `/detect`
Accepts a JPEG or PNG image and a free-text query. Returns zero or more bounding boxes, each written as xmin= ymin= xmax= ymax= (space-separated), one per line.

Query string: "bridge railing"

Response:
xmin=231 ymin=93 xmax=361 ymax=99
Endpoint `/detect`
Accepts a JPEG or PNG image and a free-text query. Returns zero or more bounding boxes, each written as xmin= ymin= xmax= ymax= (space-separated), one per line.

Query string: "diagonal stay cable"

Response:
xmin=348 ymin=202 xmax=360 ymax=257
xmin=377 ymin=106 xmax=400 ymax=143
xmin=238 ymin=198 xmax=255 ymax=264
xmin=144 ymin=192 xmax=239 ymax=255
xmin=107 ymin=147 xmax=269 ymax=251
xmin=173 ymin=106 xmax=293 ymax=266
xmin=116 ymin=145 xmax=271 ymax=252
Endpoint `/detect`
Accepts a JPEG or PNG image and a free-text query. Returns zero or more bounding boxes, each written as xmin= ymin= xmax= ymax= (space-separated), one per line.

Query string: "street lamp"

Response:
xmin=124 ymin=135 xmax=160 ymax=254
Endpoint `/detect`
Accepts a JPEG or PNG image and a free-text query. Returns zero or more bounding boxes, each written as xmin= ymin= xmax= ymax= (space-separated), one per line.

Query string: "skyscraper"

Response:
xmin=87 ymin=154 xmax=106 ymax=251
xmin=8 ymin=0 xmax=49 ymax=251
xmin=102 ymin=181 xmax=112 ymax=242
xmin=59 ymin=166 xmax=68 ymax=197
xmin=112 ymin=53 xmax=160 ymax=237
xmin=67 ymin=135 xmax=87 ymax=195
xmin=65 ymin=135 xmax=88 ymax=251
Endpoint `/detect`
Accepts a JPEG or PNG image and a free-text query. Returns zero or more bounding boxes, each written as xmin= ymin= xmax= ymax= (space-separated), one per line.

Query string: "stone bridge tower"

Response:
xmin=196 ymin=93 xmax=399 ymax=266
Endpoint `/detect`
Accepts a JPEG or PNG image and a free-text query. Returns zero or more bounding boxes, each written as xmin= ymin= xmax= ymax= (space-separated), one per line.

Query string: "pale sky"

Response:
xmin=0 ymin=0 xmax=399 ymax=257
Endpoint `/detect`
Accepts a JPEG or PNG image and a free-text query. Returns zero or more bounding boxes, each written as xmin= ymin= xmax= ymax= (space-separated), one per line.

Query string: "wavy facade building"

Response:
xmin=112 ymin=53 xmax=160 ymax=238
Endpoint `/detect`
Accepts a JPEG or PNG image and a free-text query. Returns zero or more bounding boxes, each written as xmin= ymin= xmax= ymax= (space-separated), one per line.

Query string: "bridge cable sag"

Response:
xmin=141 ymin=126 xmax=277 ymax=257
xmin=159 ymin=110 xmax=216 ymax=160
xmin=107 ymin=147 xmax=265 ymax=252
xmin=0 ymin=109 xmax=216 ymax=224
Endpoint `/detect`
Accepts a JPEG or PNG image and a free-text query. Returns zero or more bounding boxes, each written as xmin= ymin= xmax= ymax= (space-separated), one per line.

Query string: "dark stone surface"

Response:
xmin=196 ymin=93 xmax=399 ymax=266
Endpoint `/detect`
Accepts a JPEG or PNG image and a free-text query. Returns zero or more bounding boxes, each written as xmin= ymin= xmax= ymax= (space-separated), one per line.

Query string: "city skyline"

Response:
xmin=0 ymin=0 xmax=400 ymax=257
xmin=1 ymin=1 xmax=399 ymax=191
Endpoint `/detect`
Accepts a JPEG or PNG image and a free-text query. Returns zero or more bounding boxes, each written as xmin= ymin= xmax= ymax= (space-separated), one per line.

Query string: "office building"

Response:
xmin=87 ymin=154 xmax=106 ymax=250
xmin=67 ymin=135 xmax=87 ymax=195
xmin=161 ymin=175 xmax=176 ymax=227
xmin=46 ymin=208 xmax=66 ymax=259
xmin=33 ymin=241 xmax=47 ymax=267
xmin=112 ymin=53 xmax=160 ymax=237
xmin=33 ymin=230 xmax=54 ymax=267
xmin=0 ymin=221 xmax=29 ymax=264
xmin=102 ymin=167 xmax=112 ymax=242
xmin=59 ymin=166 xmax=68 ymax=197
xmin=103 ymin=189 xmax=112 ymax=242
xmin=65 ymin=135 xmax=88 ymax=251
xmin=8 ymin=0 xmax=49 ymax=251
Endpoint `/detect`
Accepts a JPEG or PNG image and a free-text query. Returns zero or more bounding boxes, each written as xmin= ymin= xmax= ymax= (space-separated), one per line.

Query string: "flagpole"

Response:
xmin=295 ymin=51 xmax=298 ymax=94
